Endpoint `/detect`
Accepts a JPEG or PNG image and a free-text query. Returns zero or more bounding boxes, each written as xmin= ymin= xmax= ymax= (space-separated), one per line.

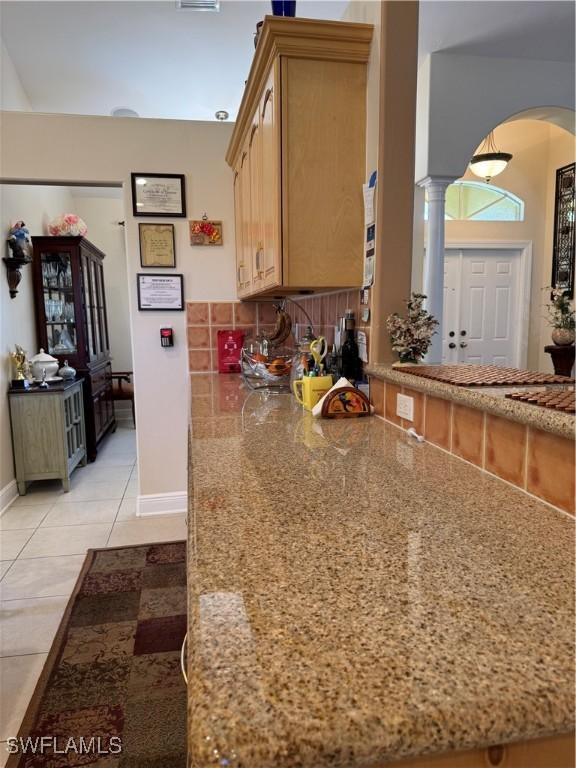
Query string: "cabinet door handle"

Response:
xmin=262 ymin=87 xmax=273 ymax=116
xmin=180 ymin=633 xmax=188 ymax=685
xmin=255 ymin=247 xmax=264 ymax=274
xmin=249 ymin=123 xmax=258 ymax=146
xmin=241 ymin=151 xmax=247 ymax=168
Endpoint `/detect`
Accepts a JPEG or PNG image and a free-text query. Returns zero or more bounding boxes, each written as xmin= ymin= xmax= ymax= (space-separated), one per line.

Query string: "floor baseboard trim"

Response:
xmin=137 ymin=491 xmax=188 ymax=517
xmin=0 ymin=479 xmax=18 ymax=517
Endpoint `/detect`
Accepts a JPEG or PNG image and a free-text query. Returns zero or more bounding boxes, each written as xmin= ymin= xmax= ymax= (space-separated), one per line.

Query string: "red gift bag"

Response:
xmin=217 ymin=330 xmax=245 ymax=373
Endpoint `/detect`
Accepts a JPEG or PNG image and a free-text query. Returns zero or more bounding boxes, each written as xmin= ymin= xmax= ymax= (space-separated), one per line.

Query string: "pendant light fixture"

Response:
xmin=469 ymin=131 xmax=513 ymax=182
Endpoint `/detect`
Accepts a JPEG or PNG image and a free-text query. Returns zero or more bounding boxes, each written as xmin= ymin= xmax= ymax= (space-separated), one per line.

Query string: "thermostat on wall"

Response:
xmin=160 ymin=327 xmax=174 ymax=347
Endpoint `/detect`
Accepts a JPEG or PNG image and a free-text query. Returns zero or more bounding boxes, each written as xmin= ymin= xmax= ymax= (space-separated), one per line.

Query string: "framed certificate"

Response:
xmin=139 ymin=223 xmax=176 ymax=268
xmin=131 ymin=173 xmax=187 ymax=217
xmin=137 ymin=273 xmax=184 ymax=311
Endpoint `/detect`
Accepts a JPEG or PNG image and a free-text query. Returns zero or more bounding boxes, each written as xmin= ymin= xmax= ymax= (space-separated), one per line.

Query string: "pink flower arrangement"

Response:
xmin=48 ymin=214 xmax=88 ymax=237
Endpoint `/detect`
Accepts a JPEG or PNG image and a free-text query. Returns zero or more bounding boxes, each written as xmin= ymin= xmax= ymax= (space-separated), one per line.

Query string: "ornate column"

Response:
xmin=417 ymin=176 xmax=456 ymax=363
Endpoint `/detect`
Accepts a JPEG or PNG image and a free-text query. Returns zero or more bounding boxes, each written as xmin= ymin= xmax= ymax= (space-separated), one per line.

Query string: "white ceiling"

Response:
xmin=418 ymin=0 xmax=574 ymax=63
xmin=1 ymin=0 xmax=574 ymax=121
xmin=0 ymin=0 xmax=347 ymax=120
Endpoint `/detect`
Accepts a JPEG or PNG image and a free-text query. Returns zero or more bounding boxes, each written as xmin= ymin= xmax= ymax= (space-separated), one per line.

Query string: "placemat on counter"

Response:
xmin=397 ymin=364 xmax=574 ymax=387
xmin=505 ymin=388 xmax=575 ymax=413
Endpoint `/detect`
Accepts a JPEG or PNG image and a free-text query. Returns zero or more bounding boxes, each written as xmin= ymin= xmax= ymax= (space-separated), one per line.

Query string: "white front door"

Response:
xmin=442 ymin=248 xmax=522 ymax=366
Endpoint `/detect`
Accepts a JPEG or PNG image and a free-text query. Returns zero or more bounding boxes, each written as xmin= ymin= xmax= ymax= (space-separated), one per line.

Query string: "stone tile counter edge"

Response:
xmin=366 ymin=364 xmax=575 ymax=440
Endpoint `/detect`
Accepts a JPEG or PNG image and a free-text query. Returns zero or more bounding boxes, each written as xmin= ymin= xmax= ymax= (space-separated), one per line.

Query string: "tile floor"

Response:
xmin=0 ymin=427 xmax=187 ymax=764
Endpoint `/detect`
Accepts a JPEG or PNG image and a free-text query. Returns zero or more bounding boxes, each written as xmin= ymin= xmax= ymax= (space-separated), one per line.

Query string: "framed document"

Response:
xmin=139 ymin=223 xmax=176 ymax=268
xmin=137 ymin=273 xmax=184 ymax=311
xmin=131 ymin=173 xmax=186 ymax=217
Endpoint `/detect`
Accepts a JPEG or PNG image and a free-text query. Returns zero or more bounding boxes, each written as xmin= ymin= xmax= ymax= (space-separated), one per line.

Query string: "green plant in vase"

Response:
xmin=386 ymin=293 xmax=438 ymax=365
xmin=544 ymin=287 xmax=575 ymax=346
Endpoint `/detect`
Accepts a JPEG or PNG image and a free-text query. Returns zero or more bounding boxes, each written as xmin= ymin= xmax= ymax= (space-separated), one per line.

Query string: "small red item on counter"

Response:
xmin=217 ymin=330 xmax=244 ymax=373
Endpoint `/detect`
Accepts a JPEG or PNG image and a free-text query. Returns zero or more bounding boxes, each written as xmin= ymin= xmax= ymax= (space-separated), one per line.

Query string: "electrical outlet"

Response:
xmin=396 ymin=393 xmax=414 ymax=421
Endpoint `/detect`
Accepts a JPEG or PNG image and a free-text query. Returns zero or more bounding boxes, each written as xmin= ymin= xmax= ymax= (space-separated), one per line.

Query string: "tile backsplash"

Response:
xmin=187 ymin=289 xmax=371 ymax=374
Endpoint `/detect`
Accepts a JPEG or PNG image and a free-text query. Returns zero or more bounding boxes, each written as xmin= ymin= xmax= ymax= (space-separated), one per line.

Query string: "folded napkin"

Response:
xmin=311 ymin=377 xmax=374 ymax=418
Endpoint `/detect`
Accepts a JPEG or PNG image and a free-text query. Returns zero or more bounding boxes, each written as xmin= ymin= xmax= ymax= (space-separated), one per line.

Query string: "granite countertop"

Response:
xmin=187 ymin=374 xmax=574 ymax=768
xmin=366 ymin=364 xmax=575 ymax=440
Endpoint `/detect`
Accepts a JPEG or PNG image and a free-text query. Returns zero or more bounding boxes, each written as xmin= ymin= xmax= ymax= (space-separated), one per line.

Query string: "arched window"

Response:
xmin=424 ymin=180 xmax=525 ymax=221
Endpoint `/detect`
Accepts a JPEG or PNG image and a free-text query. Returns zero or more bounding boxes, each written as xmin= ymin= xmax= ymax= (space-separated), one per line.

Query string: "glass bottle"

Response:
xmin=340 ymin=309 xmax=360 ymax=382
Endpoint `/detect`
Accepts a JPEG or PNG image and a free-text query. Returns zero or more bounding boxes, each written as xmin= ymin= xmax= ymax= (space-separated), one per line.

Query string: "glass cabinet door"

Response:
xmin=40 ymin=251 xmax=77 ymax=356
xmin=81 ymin=254 xmax=96 ymax=361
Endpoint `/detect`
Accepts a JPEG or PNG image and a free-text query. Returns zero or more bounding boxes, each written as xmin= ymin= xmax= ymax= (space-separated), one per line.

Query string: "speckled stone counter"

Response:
xmin=187 ymin=374 xmax=574 ymax=768
xmin=366 ymin=364 xmax=575 ymax=440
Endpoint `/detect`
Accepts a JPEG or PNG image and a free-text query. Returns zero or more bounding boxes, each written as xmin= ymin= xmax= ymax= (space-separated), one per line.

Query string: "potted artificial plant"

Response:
xmin=545 ymin=287 xmax=575 ymax=346
xmin=386 ymin=293 xmax=438 ymax=365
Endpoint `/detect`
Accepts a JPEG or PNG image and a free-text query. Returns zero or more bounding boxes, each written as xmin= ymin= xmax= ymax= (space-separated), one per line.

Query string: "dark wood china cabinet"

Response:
xmin=32 ymin=236 xmax=116 ymax=461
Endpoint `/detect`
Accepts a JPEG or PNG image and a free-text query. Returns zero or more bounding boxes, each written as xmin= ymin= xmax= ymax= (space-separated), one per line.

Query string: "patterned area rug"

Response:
xmin=6 ymin=542 xmax=187 ymax=768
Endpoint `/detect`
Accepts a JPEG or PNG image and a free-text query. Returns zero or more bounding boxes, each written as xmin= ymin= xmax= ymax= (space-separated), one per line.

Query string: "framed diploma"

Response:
xmin=131 ymin=173 xmax=187 ymax=217
xmin=139 ymin=223 xmax=176 ymax=268
xmin=137 ymin=273 xmax=184 ymax=311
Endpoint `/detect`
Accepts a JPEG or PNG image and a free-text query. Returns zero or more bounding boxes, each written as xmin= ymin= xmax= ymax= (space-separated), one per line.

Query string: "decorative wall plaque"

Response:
xmin=189 ymin=218 xmax=223 ymax=246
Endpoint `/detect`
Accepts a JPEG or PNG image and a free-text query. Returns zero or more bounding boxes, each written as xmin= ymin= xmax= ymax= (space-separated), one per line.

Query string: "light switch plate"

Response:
xmin=396 ymin=393 xmax=414 ymax=421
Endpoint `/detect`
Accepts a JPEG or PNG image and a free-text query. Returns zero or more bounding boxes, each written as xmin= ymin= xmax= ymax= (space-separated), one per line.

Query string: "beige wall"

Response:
xmin=69 ymin=192 xmax=133 ymax=372
xmin=0 ymin=111 xmax=235 ymax=502
xmin=414 ymin=119 xmax=575 ymax=371
xmin=0 ymin=183 xmax=74 ymax=493
xmin=341 ymin=0 xmax=381 ymax=177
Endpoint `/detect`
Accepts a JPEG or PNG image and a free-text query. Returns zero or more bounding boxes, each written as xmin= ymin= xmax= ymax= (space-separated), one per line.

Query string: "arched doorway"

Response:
xmin=416 ymin=105 xmax=575 ymax=367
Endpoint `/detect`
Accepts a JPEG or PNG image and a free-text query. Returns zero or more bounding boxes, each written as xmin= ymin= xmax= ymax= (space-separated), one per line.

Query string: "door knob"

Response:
xmin=449 ymin=331 xmax=455 ymax=337
xmin=460 ymin=342 xmax=468 ymax=348
xmin=461 ymin=330 xmax=467 ymax=336
xmin=449 ymin=342 xmax=456 ymax=349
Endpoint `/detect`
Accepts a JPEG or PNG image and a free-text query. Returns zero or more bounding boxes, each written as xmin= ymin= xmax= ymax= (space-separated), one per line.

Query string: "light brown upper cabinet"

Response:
xmin=226 ymin=16 xmax=373 ymax=299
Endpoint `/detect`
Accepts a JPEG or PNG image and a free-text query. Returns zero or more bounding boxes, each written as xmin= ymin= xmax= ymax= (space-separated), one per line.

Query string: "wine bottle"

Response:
xmin=340 ymin=309 xmax=361 ymax=382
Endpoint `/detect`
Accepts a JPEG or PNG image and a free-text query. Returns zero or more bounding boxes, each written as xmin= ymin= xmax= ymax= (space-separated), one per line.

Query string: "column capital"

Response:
xmin=416 ymin=175 xmax=458 ymax=191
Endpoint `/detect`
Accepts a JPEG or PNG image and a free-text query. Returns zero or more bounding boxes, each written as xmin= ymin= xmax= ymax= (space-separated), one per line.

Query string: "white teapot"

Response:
xmin=30 ymin=348 xmax=59 ymax=381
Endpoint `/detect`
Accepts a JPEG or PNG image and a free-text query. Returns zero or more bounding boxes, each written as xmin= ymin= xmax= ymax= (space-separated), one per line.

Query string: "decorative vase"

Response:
xmin=551 ymin=328 xmax=575 ymax=346
xmin=58 ymin=360 xmax=76 ymax=380
xmin=271 ymin=0 xmax=296 ymax=16
xmin=397 ymin=351 xmax=420 ymax=365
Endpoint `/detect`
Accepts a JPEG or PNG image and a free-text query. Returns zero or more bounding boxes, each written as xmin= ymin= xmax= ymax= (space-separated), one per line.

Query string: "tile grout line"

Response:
xmin=1 ymin=593 xmax=71 ymax=603
xmin=0 ymin=651 xmax=50 ymax=660
xmin=106 ymin=457 xmax=137 ymax=546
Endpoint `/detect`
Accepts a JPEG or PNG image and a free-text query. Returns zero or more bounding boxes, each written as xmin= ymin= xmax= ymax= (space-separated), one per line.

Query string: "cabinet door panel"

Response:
xmin=81 ymin=255 xmax=97 ymax=362
xmin=237 ymin=148 xmax=253 ymax=295
xmin=37 ymin=249 xmax=78 ymax=358
xmin=233 ymin=170 xmax=244 ymax=295
xmin=282 ymin=58 xmax=365 ymax=288
xmin=260 ymin=68 xmax=282 ymax=290
xmin=249 ymin=118 xmax=263 ymax=292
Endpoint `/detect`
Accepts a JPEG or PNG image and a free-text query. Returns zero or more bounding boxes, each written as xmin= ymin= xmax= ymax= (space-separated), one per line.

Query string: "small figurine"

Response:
xmin=10 ymin=344 xmax=28 ymax=381
xmin=7 ymin=221 xmax=33 ymax=262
